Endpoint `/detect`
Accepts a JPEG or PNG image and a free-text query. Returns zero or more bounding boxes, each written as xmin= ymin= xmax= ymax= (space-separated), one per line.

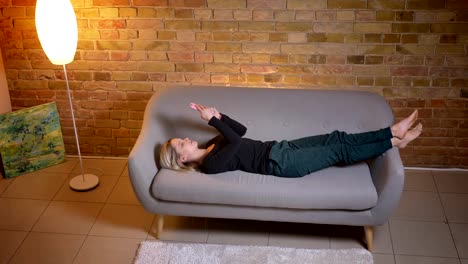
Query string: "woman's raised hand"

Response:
xmin=190 ymin=103 xmax=221 ymax=121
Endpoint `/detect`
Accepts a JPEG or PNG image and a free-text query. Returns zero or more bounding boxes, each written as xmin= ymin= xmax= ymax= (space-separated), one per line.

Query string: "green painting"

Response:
xmin=0 ymin=102 xmax=66 ymax=178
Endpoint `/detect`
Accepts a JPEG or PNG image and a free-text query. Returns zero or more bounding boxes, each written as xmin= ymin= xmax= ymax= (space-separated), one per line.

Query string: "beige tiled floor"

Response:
xmin=1 ymin=158 xmax=467 ymax=264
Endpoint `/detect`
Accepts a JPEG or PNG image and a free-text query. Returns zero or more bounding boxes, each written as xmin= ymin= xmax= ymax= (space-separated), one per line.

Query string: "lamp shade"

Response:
xmin=35 ymin=0 xmax=78 ymax=65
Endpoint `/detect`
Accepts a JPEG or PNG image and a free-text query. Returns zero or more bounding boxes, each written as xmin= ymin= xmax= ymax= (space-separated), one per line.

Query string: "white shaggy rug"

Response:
xmin=134 ymin=241 xmax=373 ymax=264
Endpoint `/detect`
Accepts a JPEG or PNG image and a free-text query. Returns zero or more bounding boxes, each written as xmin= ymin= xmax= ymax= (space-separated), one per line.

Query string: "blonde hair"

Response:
xmin=159 ymin=139 xmax=199 ymax=172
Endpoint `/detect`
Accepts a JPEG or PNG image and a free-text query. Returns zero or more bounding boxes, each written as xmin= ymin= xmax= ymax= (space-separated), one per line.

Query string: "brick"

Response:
xmin=401 ymin=34 xmax=418 ymax=44
xmin=247 ymin=0 xmax=284 ymax=8
xmin=251 ymin=33 xmax=270 ymax=42
xmin=314 ymin=23 xmax=354 ymax=33
xmin=407 ymin=0 xmax=445 ymax=9
xmin=271 ymin=54 xmax=289 ymax=64
xmin=270 ymin=33 xmax=289 ymax=42
xmin=133 ymin=0 xmax=167 ymax=5
xmin=354 ymin=23 xmax=391 ymax=33
xmin=210 ymin=43 xmax=242 ymax=52
xmin=243 ymin=43 xmax=280 ymax=53
xmin=328 ymin=0 xmax=366 ymax=8
xmin=239 ymin=21 xmax=274 ymax=31
xmin=176 ymin=63 xmax=203 ymax=72
xmin=376 ymin=11 xmax=395 ymax=21
xmin=375 ymin=77 xmax=392 ymax=86
xmin=431 ymin=24 xmax=468 ymax=33
xmin=383 ymin=34 xmax=400 ymax=43
xmin=354 ymin=11 xmax=373 ymax=22
xmin=430 ymin=67 xmax=468 ymax=77
xmin=90 ymin=19 xmax=126 ymax=29
xmin=419 ymin=34 xmax=440 ymax=44
xmin=364 ymin=34 xmax=382 ymax=43
xmin=276 ymin=22 xmax=313 ymax=32
xmin=404 ymin=56 xmax=424 ymax=65
xmin=357 ymin=77 xmax=374 ymax=85
xmin=353 ymin=65 xmax=390 ymax=76
xmin=165 ymin=20 xmax=199 ymax=30
xmin=202 ymin=21 xmax=238 ymax=31
xmin=391 ymin=66 xmax=427 ymax=76
xmin=175 ymin=9 xmax=194 ymax=18
xmin=366 ymin=55 xmax=383 ymax=64
xmin=205 ymin=64 xmax=240 ymax=73
xmin=368 ymin=0 xmax=405 ymax=9
xmin=283 ymin=43 xmax=356 ymax=55
xmin=396 ymin=45 xmax=435 ymax=55
xmin=337 ymin=11 xmax=355 ymax=21
xmin=447 ymin=57 xmax=468 ymax=66
xmin=347 ymin=55 xmax=365 ymax=64
xmin=295 ymin=11 xmax=315 ymax=20
xmin=287 ymin=0 xmax=326 ymax=9
xmin=275 ymin=10 xmax=295 ymax=21
xmin=253 ymin=10 xmax=273 ymax=20
xmin=133 ymin=41 xmax=170 ymax=51
xmin=316 ymin=11 xmax=337 ymax=21
xmin=241 ymin=65 xmax=277 ymax=74
xmin=127 ymin=19 xmax=163 ymax=29
xmin=137 ymin=62 xmax=174 ymax=72
xmin=301 ymin=75 xmax=336 ymax=85
xmin=93 ymin=0 xmax=129 ymax=5
xmin=96 ymin=41 xmax=131 ymax=50
xmin=308 ymin=55 xmax=326 ymax=64
xmin=392 ymin=23 xmax=430 ymax=33
xmin=435 ymin=45 xmax=465 ymax=55
xmin=358 ymin=45 xmax=395 ymax=54
xmin=304 ymin=65 xmax=352 ymax=75
xmin=396 ymin=11 xmax=414 ymax=22
xmin=207 ymin=0 xmax=245 ymax=8
xmin=440 ymin=35 xmax=457 ymax=43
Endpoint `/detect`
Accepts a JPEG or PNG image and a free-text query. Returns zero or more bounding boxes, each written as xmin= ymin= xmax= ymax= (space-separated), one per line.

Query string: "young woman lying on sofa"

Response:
xmin=160 ymin=103 xmax=422 ymax=178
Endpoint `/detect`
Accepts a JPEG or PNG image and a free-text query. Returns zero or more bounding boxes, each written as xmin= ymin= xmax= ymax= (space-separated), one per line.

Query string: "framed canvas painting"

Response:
xmin=0 ymin=102 xmax=66 ymax=178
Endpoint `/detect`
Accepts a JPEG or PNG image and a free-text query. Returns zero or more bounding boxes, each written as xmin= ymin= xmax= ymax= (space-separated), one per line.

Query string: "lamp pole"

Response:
xmin=35 ymin=0 xmax=99 ymax=191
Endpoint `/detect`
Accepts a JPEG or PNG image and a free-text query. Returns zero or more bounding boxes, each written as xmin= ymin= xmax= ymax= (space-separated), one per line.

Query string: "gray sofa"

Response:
xmin=128 ymin=85 xmax=405 ymax=251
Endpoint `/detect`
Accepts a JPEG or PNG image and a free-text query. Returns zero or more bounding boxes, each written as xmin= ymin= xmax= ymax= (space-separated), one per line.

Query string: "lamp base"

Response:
xmin=69 ymin=174 xmax=99 ymax=191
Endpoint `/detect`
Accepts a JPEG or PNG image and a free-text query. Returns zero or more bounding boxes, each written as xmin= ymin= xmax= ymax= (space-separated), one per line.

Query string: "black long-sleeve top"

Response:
xmin=199 ymin=114 xmax=275 ymax=175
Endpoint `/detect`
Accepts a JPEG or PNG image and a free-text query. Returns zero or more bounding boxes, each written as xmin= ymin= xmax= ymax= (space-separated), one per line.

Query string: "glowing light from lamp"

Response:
xmin=35 ymin=0 xmax=78 ymax=65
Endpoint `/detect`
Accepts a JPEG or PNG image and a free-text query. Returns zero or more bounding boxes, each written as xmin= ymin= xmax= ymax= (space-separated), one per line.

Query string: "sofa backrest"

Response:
xmin=147 ymin=86 xmax=394 ymax=153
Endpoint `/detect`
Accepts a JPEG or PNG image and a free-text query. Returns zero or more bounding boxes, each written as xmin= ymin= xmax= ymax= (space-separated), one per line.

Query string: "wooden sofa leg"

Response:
xmin=156 ymin=215 xmax=164 ymax=239
xmin=364 ymin=226 xmax=373 ymax=251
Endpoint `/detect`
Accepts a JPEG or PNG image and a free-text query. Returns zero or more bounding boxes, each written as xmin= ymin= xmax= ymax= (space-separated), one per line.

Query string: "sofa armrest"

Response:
xmin=128 ymin=95 xmax=160 ymax=212
xmin=367 ymin=148 xmax=405 ymax=225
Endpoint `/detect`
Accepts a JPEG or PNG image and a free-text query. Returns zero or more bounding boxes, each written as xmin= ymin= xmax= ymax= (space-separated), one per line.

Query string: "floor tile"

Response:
xmin=461 ymin=259 xmax=468 ymax=264
xmin=121 ymin=165 xmax=129 ymax=177
xmin=2 ymin=171 xmax=68 ymax=200
xmin=373 ymin=254 xmax=395 ymax=264
xmin=89 ymin=204 xmax=154 ymax=239
xmin=206 ymin=218 xmax=270 ymax=246
xmin=40 ymin=159 xmax=78 ymax=174
xmin=440 ymin=193 xmax=468 ymax=223
xmin=71 ymin=159 xmax=127 ymax=177
xmin=0 ymin=177 xmax=14 ymax=196
xmin=9 ymin=232 xmax=85 ymax=264
xmin=0 ymin=198 xmax=49 ymax=231
xmin=73 ymin=236 xmax=143 ymax=264
xmin=404 ymin=170 xmax=437 ymax=192
xmin=390 ymin=220 xmax=458 ymax=257
xmin=268 ymin=222 xmax=330 ymax=249
xmin=54 ymin=175 xmax=119 ymax=203
xmin=450 ymin=223 xmax=468 ymax=258
xmin=33 ymin=201 xmax=104 ymax=235
xmin=329 ymin=225 xmax=367 ymax=249
xmin=107 ymin=177 xmax=140 ymax=205
xmin=393 ymin=191 xmax=446 ymax=222
xmin=148 ymin=216 xmax=208 ymax=243
xmin=0 ymin=230 xmax=28 ymax=264
xmin=395 ymin=255 xmax=461 ymax=264
xmin=434 ymin=171 xmax=468 ymax=193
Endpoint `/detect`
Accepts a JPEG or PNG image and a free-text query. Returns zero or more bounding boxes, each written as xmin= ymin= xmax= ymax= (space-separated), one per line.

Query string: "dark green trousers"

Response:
xmin=268 ymin=127 xmax=393 ymax=178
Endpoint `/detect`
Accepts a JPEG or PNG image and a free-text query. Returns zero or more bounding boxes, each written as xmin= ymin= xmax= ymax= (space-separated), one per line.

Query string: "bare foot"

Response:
xmin=391 ymin=110 xmax=418 ymax=139
xmin=397 ymin=123 xmax=423 ymax=148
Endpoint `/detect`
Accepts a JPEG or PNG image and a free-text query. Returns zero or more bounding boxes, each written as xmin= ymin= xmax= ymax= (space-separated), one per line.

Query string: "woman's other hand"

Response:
xmin=192 ymin=103 xmax=221 ymax=121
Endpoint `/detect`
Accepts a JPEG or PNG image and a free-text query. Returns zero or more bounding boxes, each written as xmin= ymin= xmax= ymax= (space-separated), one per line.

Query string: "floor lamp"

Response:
xmin=35 ymin=0 xmax=99 ymax=191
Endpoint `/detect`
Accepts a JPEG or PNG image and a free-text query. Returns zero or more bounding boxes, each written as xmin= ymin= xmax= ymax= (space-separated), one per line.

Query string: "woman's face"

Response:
xmin=170 ymin=137 xmax=198 ymax=163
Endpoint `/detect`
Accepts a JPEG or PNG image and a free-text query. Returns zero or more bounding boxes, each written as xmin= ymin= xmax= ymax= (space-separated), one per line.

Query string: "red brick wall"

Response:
xmin=1 ymin=0 xmax=467 ymax=167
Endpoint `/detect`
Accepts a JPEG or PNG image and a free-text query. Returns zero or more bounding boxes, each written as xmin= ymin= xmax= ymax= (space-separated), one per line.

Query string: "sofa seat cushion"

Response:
xmin=152 ymin=162 xmax=378 ymax=210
